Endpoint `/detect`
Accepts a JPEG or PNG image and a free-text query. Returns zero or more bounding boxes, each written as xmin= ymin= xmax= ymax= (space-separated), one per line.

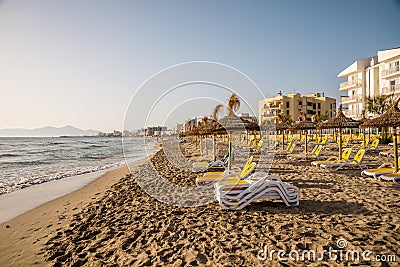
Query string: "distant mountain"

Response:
xmin=0 ymin=125 xmax=100 ymax=137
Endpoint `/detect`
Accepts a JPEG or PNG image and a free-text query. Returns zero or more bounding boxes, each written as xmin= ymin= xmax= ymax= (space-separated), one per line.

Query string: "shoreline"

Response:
xmin=0 ymin=140 xmax=160 ymax=224
xmin=0 ymin=156 xmax=150 ymax=267
xmin=0 ymin=156 xmax=154 ymax=225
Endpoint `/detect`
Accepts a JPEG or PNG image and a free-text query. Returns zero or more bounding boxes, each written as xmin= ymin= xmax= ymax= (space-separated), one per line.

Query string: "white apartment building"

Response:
xmin=338 ymin=46 xmax=400 ymax=119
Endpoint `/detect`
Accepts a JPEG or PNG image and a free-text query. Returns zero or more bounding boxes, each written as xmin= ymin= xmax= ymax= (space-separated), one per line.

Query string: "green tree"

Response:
xmin=280 ymin=113 xmax=293 ymax=124
xmin=365 ymin=95 xmax=393 ymax=115
xmin=365 ymin=95 xmax=394 ymax=144
xmin=318 ymin=111 xmax=330 ymax=122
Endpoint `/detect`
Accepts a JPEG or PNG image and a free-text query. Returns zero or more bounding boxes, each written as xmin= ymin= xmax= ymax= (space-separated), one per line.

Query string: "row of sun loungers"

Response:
xmin=181 ymin=135 xmax=397 ymax=210
xmin=192 ymin=154 xmax=299 ymax=209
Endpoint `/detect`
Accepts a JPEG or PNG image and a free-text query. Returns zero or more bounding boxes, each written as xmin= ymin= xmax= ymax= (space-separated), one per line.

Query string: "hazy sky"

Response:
xmin=1 ymin=0 xmax=399 ymax=132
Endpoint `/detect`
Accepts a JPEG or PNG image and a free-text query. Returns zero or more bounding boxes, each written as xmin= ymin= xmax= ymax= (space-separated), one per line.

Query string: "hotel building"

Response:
xmin=338 ymin=46 xmax=400 ymax=119
xmin=258 ymin=92 xmax=336 ymax=124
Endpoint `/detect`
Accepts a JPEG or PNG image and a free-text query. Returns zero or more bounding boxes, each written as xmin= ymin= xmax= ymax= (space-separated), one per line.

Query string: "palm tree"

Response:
xmin=213 ymin=104 xmax=223 ymax=121
xmin=280 ymin=113 xmax=293 ymax=124
xmin=365 ymin=95 xmax=395 ymax=143
xmin=365 ymin=95 xmax=393 ymax=115
xmin=227 ymin=93 xmax=240 ymax=115
xmin=311 ymin=111 xmax=330 ymax=122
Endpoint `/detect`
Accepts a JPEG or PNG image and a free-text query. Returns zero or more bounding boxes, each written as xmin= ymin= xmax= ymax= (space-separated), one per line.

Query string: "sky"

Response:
xmin=0 ymin=0 xmax=399 ymax=132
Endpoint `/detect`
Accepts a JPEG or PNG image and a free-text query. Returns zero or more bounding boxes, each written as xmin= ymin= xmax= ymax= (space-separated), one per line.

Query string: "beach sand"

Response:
xmin=1 ymin=143 xmax=400 ymax=266
xmin=0 ymin=161 xmax=144 ymax=267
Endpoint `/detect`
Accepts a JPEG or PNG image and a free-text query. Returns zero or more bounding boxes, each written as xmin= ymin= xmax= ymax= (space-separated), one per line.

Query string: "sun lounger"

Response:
xmin=361 ymin=157 xmax=400 ymax=178
xmin=321 ymin=149 xmax=366 ymax=172
xmin=288 ymin=145 xmax=323 ymax=161
xmin=311 ymin=148 xmax=352 ymax=167
xmin=368 ymin=139 xmax=380 ymax=151
xmin=275 ymin=143 xmax=296 ymax=157
xmin=195 ymin=157 xmax=255 ymax=189
xmin=379 ymin=150 xmax=394 ymax=157
xmin=192 ymin=152 xmax=228 ymax=172
xmin=214 ymin=172 xmax=299 ymax=210
xmin=378 ymin=172 xmax=400 ymax=182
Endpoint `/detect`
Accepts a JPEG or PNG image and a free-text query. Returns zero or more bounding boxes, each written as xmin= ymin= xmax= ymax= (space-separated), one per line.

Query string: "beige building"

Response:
xmin=338 ymin=46 xmax=400 ymax=119
xmin=259 ymin=92 xmax=336 ymax=124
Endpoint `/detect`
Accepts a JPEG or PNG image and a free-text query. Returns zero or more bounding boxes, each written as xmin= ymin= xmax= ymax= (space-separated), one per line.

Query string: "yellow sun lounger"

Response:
xmin=368 ymin=139 xmax=380 ymax=151
xmin=191 ymin=152 xmax=229 ymax=172
xmin=201 ymin=156 xmax=253 ymax=177
xmin=361 ymin=157 xmax=400 ymax=178
xmin=288 ymin=145 xmax=323 ymax=161
xmin=321 ymin=149 xmax=366 ymax=172
xmin=196 ymin=158 xmax=256 ymax=189
xmin=311 ymin=148 xmax=352 ymax=167
xmin=379 ymin=172 xmax=400 ymax=182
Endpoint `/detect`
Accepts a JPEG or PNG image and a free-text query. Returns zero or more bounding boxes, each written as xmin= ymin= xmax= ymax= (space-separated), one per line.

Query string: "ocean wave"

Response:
xmin=0 ymin=137 xmax=159 ymax=195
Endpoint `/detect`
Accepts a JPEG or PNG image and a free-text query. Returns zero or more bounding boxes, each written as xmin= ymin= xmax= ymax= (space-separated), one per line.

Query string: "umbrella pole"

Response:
xmin=363 ymin=128 xmax=366 ymax=145
xmin=305 ymin=130 xmax=308 ymax=154
xmin=228 ymin=132 xmax=232 ymax=170
xmin=206 ymin=136 xmax=209 ymax=155
xmin=212 ymin=134 xmax=216 ymax=161
xmin=339 ymin=128 xmax=343 ymax=160
xmin=394 ymin=127 xmax=398 ymax=173
xmin=282 ymin=130 xmax=285 ymax=149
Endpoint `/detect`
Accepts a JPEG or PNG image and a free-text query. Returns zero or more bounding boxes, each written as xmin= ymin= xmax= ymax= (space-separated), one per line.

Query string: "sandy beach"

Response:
xmin=0 ymin=161 xmax=141 ymax=267
xmin=1 ymin=141 xmax=399 ymax=266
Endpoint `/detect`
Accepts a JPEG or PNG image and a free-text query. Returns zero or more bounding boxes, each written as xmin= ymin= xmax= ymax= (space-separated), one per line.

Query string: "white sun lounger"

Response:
xmin=214 ymin=172 xmax=299 ymax=210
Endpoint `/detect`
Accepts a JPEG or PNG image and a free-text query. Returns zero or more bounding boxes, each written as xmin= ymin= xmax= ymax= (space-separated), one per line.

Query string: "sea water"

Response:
xmin=0 ymin=137 xmax=157 ymax=195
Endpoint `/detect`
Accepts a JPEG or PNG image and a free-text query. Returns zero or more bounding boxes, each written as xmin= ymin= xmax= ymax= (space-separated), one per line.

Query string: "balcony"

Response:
xmin=381 ymin=65 xmax=400 ymax=79
xmin=268 ymin=104 xmax=281 ymax=109
xmin=339 ymin=79 xmax=362 ymax=91
xmin=341 ymin=94 xmax=362 ymax=104
xmin=382 ymin=84 xmax=400 ymax=95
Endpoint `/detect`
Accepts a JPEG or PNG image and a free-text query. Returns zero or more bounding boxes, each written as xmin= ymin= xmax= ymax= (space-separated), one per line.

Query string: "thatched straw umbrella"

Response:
xmin=357 ymin=110 xmax=372 ymax=145
xmin=218 ymin=114 xmax=260 ymax=170
xmin=361 ymin=98 xmax=400 ymax=172
xmin=292 ymin=120 xmax=316 ymax=154
xmin=275 ymin=114 xmax=291 ymax=149
xmin=260 ymin=120 xmax=276 ymax=149
xmin=188 ymin=127 xmax=201 ymax=151
xmin=198 ymin=105 xmax=226 ymax=161
xmin=317 ymin=105 xmax=361 ymax=160
xmin=217 ymin=93 xmax=260 ymax=170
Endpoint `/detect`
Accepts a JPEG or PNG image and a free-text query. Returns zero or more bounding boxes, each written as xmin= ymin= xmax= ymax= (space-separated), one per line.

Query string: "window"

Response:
xmin=264 ymin=104 xmax=267 ymax=109
xmin=286 ymin=101 xmax=290 ymax=108
xmin=307 ymin=102 xmax=312 ymax=106
xmin=286 ymin=110 xmax=289 ymax=115
xmin=317 ymin=103 xmax=321 ymax=109
xmin=313 ymin=103 xmax=316 ymax=109
xmin=299 ymin=101 xmax=302 ymax=106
